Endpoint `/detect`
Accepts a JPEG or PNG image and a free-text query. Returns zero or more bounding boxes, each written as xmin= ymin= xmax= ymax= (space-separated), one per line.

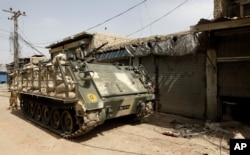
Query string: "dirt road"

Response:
xmin=0 ymin=88 xmax=247 ymax=155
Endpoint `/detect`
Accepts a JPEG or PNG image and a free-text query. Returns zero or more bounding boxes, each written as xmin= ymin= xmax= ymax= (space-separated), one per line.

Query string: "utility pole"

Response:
xmin=3 ymin=8 xmax=26 ymax=70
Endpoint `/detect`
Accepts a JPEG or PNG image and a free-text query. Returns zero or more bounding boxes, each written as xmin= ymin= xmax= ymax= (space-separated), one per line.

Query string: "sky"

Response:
xmin=0 ymin=0 xmax=213 ymax=64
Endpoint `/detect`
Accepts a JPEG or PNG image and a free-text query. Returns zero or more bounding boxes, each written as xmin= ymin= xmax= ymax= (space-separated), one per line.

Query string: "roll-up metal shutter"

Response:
xmin=158 ymin=53 xmax=206 ymax=118
xmin=140 ymin=56 xmax=156 ymax=82
xmin=141 ymin=53 xmax=206 ymax=119
xmin=217 ymin=33 xmax=250 ymax=98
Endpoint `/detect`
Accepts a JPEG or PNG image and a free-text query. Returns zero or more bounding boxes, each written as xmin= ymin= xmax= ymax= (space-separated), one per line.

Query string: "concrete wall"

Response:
xmin=214 ymin=0 xmax=250 ymax=19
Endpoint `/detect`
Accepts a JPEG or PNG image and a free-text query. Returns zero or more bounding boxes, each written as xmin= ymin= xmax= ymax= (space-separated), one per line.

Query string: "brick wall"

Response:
xmin=214 ymin=0 xmax=223 ymax=19
xmin=214 ymin=0 xmax=241 ymax=19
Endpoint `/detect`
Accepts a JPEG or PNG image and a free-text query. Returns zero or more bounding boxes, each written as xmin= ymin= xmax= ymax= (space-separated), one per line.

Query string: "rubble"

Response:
xmin=161 ymin=119 xmax=243 ymax=139
xmin=205 ymin=122 xmax=230 ymax=134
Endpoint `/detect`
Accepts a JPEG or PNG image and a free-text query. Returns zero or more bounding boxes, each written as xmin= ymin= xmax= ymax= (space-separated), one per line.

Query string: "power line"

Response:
xmin=127 ymin=0 xmax=188 ymax=37
xmin=18 ymin=25 xmax=31 ymax=42
xmin=0 ymin=28 xmax=10 ymax=33
xmin=17 ymin=25 xmax=47 ymax=54
xmin=12 ymin=0 xmax=146 ymax=46
xmin=27 ymin=0 xmax=146 ymax=46
xmin=19 ymin=28 xmax=61 ymax=46
xmin=33 ymin=45 xmax=47 ymax=49
xmin=143 ymin=2 xmax=153 ymax=36
xmin=84 ymin=0 xmax=147 ymax=31
xmin=30 ymin=41 xmax=57 ymax=45
xmin=9 ymin=32 xmax=13 ymax=55
xmin=18 ymin=33 xmax=46 ymax=56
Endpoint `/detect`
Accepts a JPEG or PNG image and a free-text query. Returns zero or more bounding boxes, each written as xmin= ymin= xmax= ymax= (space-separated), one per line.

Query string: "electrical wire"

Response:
xmin=143 ymin=2 xmax=153 ymax=36
xmin=0 ymin=28 xmax=10 ymax=33
xmin=18 ymin=33 xmax=45 ymax=56
xmin=30 ymin=40 xmax=58 ymax=45
xmin=20 ymin=1 xmax=147 ymax=45
xmin=18 ymin=26 xmax=57 ymax=45
xmin=9 ymin=33 xmax=13 ymax=55
xmin=84 ymin=0 xmax=147 ymax=31
xmin=18 ymin=25 xmax=33 ymax=43
xmin=137 ymin=5 xmax=145 ymax=37
xmin=127 ymin=0 xmax=188 ymax=37
xmin=17 ymin=25 xmax=46 ymax=56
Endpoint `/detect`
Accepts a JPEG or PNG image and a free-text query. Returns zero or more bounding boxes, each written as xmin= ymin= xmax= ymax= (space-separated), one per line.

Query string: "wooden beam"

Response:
xmin=206 ymin=49 xmax=218 ymax=121
xmin=217 ymin=56 xmax=250 ymax=62
xmin=190 ymin=18 xmax=250 ymax=32
xmin=214 ymin=26 xmax=250 ymax=36
xmin=236 ymin=0 xmax=250 ymax=5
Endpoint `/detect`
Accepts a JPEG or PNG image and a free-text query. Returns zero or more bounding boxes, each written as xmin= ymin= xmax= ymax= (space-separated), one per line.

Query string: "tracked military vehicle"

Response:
xmin=8 ymin=32 xmax=155 ymax=138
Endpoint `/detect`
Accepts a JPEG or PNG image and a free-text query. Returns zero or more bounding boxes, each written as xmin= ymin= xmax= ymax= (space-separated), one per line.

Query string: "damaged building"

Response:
xmin=96 ymin=0 xmax=250 ymax=122
xmin=97 ymin=31 xmax=208 ymax=120
xmin=191 ymin=0 xmax=250 ymax=122
xmin=46 ymin=30 xmax=209 ymax=120
xmin=6 ymin=0 xmax=249 ymax=123
xmin=43 ymin=30 xmax=208 ymax=120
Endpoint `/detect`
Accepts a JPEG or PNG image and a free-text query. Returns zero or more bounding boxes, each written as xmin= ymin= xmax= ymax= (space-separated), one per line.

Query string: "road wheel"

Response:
xmin=20 ymin=99 xmax=28 ymax=114
xmin=28 ymin=101 xmax=35 ymax=118
xmin=61 ymin=110 xmax=76 ymax=134
xmin=34 ymin=104 xmax=42 ymax=121
xmin=50 ymin=108 xmax=60 ymax=129
xmin=42 ymin=105 xmax=50 ymax=125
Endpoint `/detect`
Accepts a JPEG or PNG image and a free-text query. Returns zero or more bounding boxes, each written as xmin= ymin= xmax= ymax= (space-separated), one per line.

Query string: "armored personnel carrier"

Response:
xmin=8 ymin=32 xmax=154 ymax=138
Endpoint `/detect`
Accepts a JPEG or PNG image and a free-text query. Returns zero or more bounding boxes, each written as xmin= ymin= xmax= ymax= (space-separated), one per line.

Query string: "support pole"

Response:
xmin=3 ymin=8 xmax=26 ymax=71
xmin=206 ymin=48 xmax=218 ymax=121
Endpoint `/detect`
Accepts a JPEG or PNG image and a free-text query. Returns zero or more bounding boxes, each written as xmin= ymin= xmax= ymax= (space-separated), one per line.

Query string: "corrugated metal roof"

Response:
xmin=96 ymin=50 xmax=128 ymax=61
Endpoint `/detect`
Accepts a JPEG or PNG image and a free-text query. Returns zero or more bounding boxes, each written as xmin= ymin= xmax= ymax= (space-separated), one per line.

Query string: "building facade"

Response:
xmin=97 ymin=31 xmax=209 ymax=119
xmin=96 ymin=0 xmax=250 ymax=121
xmin=191 ymin=0 xmax=250 ymax=121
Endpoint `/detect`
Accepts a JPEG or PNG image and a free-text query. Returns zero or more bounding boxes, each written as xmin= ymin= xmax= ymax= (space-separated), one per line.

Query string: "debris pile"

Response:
xmin=161 ymin=119 xmax=242 ymax=139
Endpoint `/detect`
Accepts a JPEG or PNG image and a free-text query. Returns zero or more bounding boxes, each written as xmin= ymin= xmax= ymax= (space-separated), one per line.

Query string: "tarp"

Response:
xmin=97 ymin=32 xmax=201 ymax=61
xmin=124 ymin=33 xmax=200 ymax=57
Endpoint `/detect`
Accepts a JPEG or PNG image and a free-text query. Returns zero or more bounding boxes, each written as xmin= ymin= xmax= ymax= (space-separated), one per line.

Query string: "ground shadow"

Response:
xmin=10 ymin=108 xmax=132 ymax=141
xmin=9 ymin=106 xmax=250 ymax=149
xmin=72 ymin=116 xmax=137 ymax=142
xmin=10 ymin=109 xmax=62 ymax=139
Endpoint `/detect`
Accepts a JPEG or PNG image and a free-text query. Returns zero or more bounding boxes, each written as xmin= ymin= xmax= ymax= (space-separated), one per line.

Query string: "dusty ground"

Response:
xmin=0 ymin=84 xmax=249 ymax=155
